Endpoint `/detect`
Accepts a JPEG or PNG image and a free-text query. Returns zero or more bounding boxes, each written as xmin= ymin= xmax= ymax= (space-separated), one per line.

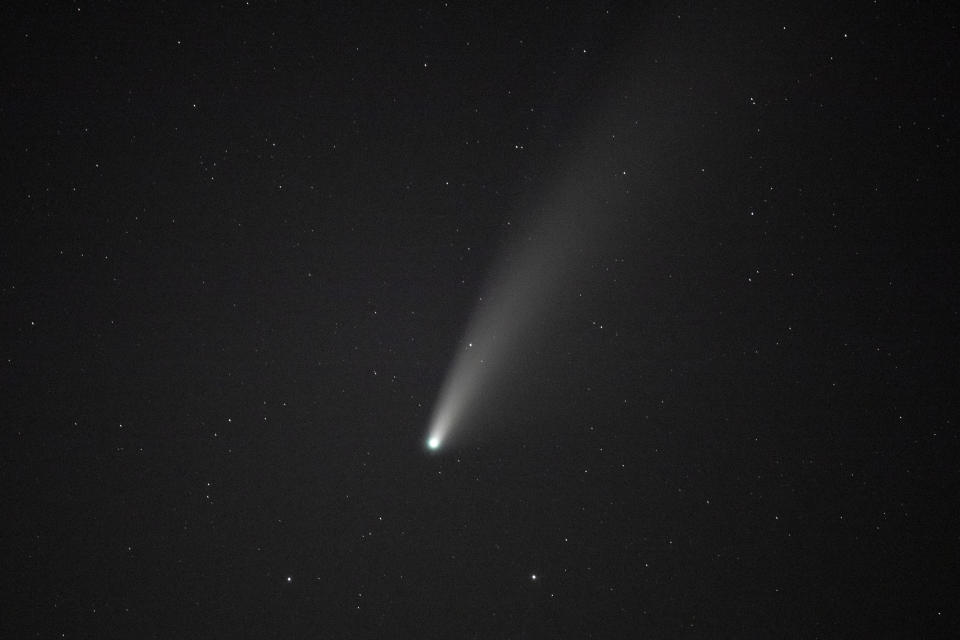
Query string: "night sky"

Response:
xmin=3 ymin=2 xmax=959 ymax=637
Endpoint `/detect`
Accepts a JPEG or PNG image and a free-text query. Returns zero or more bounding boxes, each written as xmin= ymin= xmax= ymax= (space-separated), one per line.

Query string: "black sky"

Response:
xmin=3 ymin=1 xmax=959 ymax=637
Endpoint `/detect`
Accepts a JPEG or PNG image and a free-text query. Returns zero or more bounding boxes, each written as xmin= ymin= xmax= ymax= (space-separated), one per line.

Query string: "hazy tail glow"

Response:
xmin=426 ymin=179 xmax=609 ymax=450
xmin=422 ymin=43 xmax=669 ymax=450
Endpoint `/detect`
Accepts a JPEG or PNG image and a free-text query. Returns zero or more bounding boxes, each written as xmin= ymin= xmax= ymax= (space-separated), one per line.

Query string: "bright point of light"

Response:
xmin=426 ymin=409 xmax=453 ymax=452
xmin=531 ymin=574 xmax=537 ymax=581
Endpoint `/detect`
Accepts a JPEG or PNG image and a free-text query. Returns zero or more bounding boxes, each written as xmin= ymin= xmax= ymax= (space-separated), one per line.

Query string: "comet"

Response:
xmin=422 ymin=22 xmax=738 ymax=452
xmin=420 ymin=25 xmax=690 ymax=452
xmin=425 ymin=173 xmax=612 ymax=451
